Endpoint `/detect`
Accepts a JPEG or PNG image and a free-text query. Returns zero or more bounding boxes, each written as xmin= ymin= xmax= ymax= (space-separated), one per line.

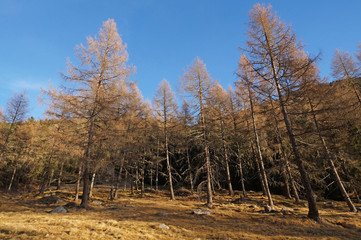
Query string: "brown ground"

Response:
xmin=0 ymin=186 xmax=360 ymax=239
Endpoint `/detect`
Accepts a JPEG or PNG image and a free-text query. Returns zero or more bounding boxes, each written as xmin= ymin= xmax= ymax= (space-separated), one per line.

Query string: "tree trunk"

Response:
xmin=186 ymin=148 xmax=194 ymax=194
xmin=245 ymin=114 xmax=267 ymax=196
xmin=80 ymin=161 xmax=90 ymax=208
xmin=165 ymin=133 xmax=175 ymax=200
xmin=275 ymin=80 xmax=319 ymax=221
xmin=7 ymin=166 xmax=16 ymax=192
xmin=221 ymin=119 xmax=233 ymax=196
xmin=113 ymin=157 xmax=124 ymax=199
xmin=237 ymin=144 xmax=247 ymax=198
xmin=205 ymin=144 xmax=213 ymax=208
xmin=48 ymin=169 xmax=54 ymax=189
xmin=89 ymin=172 xmax=96 ymax=198
xmin=247 ymin=84 xmax=274 ymax=210
xmin=308 ymin=97 xmax=357 ymax=212
xmin=286 ymin=160 xmax=300 ymax=203
xmin=39 ymin=147 xmax=55 ymax=194
xmin=57 ymin=161 xmax=64 ymax=190
xmin=141 ymin=156 xmax=145 ymax=198
xmin=135 ymin=166 xmax=139 ymax=191
xmin=124 ymin=170 xmax=128 ymax=191
xmin=155 ymin=138 xmax=160 ymax=192
xmin=75 ymin=164 xmax=82 ymax=201
xmin=150 ymin=167 xmax=153 ymax=190
xmin=269 ymin=100 xmax=297 ymax=202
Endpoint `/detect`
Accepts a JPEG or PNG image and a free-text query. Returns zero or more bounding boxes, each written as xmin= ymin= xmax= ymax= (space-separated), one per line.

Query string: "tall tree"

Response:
xmin=228 ymin=88 xmax=247 ymax=197
xmin=244 ymin=4 xmax=320 ymax=221
xmin=0 ymin=92 xmax=29 ymax=161
xmin=209 ymin=83 xmax=234 ymax=196
xmin=238 ymin=55 xmax=274 ymax=210
xmin=331 ymin=49 xmax=361 ymax=105
xmin=180 ymin=57 xmax=213 ymax=208
xmin=45 ymin=19 xmax=132 ymax=208
xmin=154 ymin=79 xmax=177 ymax=200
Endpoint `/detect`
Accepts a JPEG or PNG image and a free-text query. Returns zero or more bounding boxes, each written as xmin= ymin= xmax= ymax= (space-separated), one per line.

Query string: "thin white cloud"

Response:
xmin=8 ymin=78 xmax=45 ymax=91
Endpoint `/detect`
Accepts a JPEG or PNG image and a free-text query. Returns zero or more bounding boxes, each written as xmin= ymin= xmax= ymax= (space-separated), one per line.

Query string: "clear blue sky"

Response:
xmin=0 ymin=0 xmax=360 ymax=119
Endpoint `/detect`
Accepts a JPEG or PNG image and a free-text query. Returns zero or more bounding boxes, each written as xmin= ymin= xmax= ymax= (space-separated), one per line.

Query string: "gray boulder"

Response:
xmin=281 ymin=207 xmax=294 ymax=215
xmin=158 ymin=224 xmax=170 ymax=230
xmin=50 ymin=206 xmax=67 ymax=213
xmin=192 ymin=209 xmax=211 ymax=215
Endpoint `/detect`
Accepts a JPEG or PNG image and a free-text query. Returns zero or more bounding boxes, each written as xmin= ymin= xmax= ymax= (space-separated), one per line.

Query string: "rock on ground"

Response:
xmin=192 ymin=209 xmax=211 ymax=215
xmin=50 ymin=206 xmax=67 ymax=213
xmin=281 ymin=207 xmax=294 ymax=215
xmin=158 ymin=224 xmax=170 ymax=230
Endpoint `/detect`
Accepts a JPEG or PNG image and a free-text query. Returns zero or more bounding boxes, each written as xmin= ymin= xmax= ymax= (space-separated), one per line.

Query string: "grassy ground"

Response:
xmin=0 ymin=186 xmax=360 ymax=239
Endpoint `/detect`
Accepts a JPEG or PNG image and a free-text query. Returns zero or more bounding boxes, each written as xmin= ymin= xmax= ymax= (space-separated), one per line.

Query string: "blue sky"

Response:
xmin=0 ymin=0 xmax=360 ymax=119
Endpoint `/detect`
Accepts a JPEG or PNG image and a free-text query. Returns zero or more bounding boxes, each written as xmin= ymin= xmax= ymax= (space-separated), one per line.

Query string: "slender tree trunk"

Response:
xmin=286 ymin=160 xmax=300 ymax=202
xmin=156 ymin=138 xmax=159 ymax=191
xmin=186 ymin=148 xmax=194 ymax=194
xmin=124 ymin=170 xmax=128 ymax=191
xmin=57 ymin=161 xmax=64 ymax=190
xmin=165 ymin=133 xmax=175 ymax=200
xmin=8 ymin=166 xmax=16 ymax=192
xmin=81 ymin=161 xmax=90 ymax=207
xmin=247 ymin=84 xmax=274 ymax=210
xmin=80 ymin=118 xmax=96 ymax=208
xmin=48 ymin=169 xmax=54 ymax=189
xmin=197 ymin=81 xmax=213 ymax=208
xmin=204 ymin=144 xmax=213 ymax=208
xmin=113 ymin=157 xmax=124 ymax=199
xmin=75 ymin=164 xmax=82 ymax=201
xmin=135 ymin=166 xmax=139 ymax=191
xmin=150 ymin=167 xmax=153 ymax=190
xmin=141 ymin=154 xmax=145 ymax=198
xmin=39 ymin=149 xmax=55 ymax=194
xmin=237 ymin=144 xmax=247 ymax=197
xmin=130 ymin=171 xmax=134 ymax=195
xmin=89 ymin=172 xmax=96 ymax=198
xmin=221 ymin=119 xmax=233 ymax=196
xmin=245 ymin=110 xmax=267 ymax=196
xmin=308 ymin=97 xmax=357 ymax=212
xmin=267 ymin=101 xmax=298 ymax=201
xmin=251 ymin=143 xmax=267 ymax=195
xmin=274 ymin=80 xmax=319 ymax=221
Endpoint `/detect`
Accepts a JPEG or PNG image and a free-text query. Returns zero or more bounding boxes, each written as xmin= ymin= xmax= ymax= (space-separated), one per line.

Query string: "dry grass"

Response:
xmin=0 ymin=187 xmax=360 ymax=239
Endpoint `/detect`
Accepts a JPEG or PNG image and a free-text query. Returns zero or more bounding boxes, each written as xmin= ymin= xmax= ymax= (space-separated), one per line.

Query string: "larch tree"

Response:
xmin=237 ymin=55 xmax=274 ymax=210
xmin=154 ymin=79 xmax=177 ymax=200
xmin=0 ymin=92 xmax=29 ymax=161
xmin=208 ymin=83 xmax=234 ymax=196
xmin=227 ymin=87 xmax=247 ymax=197
xmin=301 ymin=63 xmax=358 ymax=212
xmin=331 ymin=49 xmax=361 ymax=105
xmin=244 ymin=4 xmax=320 ymax=221
xmin=45 ymin=19 xmax=132 ymax=208
xmin=180 ymin=57 xmax=213 ymax=208
xmin=178 ymin=100 xmax=195 ymax=193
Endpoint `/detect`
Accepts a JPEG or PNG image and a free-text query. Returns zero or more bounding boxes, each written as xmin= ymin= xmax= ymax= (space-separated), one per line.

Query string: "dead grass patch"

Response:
xmin=0 ymin=187 xmax=360 ymax=239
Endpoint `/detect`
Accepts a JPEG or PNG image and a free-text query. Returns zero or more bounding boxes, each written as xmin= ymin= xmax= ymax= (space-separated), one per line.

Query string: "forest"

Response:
xmin=0 ymin=4 xmax=361 ymax=239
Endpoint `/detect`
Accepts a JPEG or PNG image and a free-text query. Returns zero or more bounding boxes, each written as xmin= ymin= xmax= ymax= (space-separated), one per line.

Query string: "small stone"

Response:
xmin=50 ymin=206 xmax=67 ymax=213
xmin=281 ymin=207 xmax=294 ymax=215
xmin=92 ymin=200 xmax=102 ymax=205
xmin=264 ymin=205 xmax=272 ymax=213
xmin=158 ymin=224 xmax=170 ymax=230
xmin=192 ymin=209 xmax=211 ymax=215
